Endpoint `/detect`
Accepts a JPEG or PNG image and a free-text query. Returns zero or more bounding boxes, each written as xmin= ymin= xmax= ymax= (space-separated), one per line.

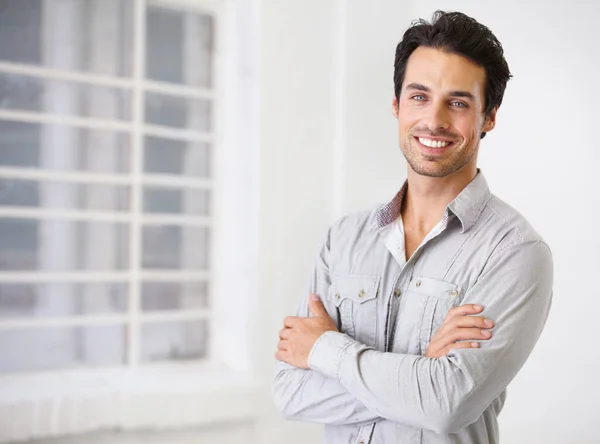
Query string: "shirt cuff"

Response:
xmin=307 ymin=331 xmax=354 ymax=379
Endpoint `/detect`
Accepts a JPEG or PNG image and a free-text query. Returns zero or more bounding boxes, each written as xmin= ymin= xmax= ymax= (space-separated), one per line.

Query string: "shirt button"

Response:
xmin=393 ymin=289 xmax=402 ymax=297
xmin=358 ymin=289 xmax=366 ymax=299
xmin=415 ymin=280 xmax=421 ymax=288
xmin=450 ymin=290 xmax=459 ymax=298
xmin=335 ymin=293 xmax=340 ymax=300
xmin=358 ymin=442 xmax=365 ymax=444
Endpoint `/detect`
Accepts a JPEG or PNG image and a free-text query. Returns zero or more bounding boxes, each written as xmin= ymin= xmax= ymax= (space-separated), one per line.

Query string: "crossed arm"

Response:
xmin=272 ymin=234 xmax=553 ymax=433
xmin=273 ymin=297 xmax=492 ymax=427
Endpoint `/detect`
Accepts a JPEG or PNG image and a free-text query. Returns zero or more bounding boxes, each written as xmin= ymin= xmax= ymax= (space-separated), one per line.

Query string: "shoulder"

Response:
xmin=483 ymin=194 xmax=552 ymax=262
xmin=329 ymin=204 xmax=384 ymax=239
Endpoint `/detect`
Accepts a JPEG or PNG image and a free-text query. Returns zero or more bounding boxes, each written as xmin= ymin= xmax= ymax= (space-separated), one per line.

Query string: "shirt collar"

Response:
xmin=371 ymin=170 xmax=492 ymax=233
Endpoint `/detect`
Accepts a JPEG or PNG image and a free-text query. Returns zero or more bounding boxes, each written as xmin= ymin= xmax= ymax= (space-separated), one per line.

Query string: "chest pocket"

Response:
xmin=396 ymin=276 xmax=461 ymax=355
xmin=412 ymin=277 xmax=462 ymax=354
xmin=328 ymin=275 xmax=381 ymax=347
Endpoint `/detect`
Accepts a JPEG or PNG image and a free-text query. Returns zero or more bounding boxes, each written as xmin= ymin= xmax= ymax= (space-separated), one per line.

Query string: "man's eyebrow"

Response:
xmin=405 ymin=82 xmax=476 ymax=101
xmin=448 ymin=90 xmax=476 ymax=101
xmin=405 ymin=82 xmax=430 ymax=92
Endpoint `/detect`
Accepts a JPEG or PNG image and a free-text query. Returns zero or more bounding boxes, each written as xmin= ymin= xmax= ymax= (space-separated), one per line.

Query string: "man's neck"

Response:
xmin=401 ymin=166 xmax=477 ymax=235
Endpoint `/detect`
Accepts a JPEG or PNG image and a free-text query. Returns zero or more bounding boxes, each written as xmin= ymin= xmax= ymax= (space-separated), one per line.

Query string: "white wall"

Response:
xmin=340 ymin=2 xmax=409 ymax=214
xmin=256 ymin=0 xmax=338 ymax=443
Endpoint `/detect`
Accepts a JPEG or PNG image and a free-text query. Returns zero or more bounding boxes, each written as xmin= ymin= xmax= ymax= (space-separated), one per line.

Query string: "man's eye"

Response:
xmin=451 ymin=101 xmax=467 ymax=108
xmin=412 ymin=95 xmax=426 ymax=101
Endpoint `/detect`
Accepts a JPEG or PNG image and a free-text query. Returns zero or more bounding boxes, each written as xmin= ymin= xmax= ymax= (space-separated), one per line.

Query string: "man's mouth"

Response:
xmin=413 ymin=136 xmax=456 ymax=153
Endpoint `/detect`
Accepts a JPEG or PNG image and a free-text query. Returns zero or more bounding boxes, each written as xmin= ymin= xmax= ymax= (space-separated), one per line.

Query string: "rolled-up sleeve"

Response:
xmin=308 ymin=240 xmax=553 ymax=433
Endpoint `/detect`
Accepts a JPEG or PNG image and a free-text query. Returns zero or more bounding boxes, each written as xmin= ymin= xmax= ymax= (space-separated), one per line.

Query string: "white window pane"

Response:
xmin=0 ymin=73 xmax=131 ymax=120
xmin=0 ymin=282 xmax=128 ymax=319
xmin=142 ymin=225 xmax=209 ymax=270
xmin=140 ymin=320 xmax=208 ymax=363
xmin=0 ymin=0 xmax=133 ymax=77
xmin=143 ymin=187 xmax=209 ymax=215
xmin=144 ymin=136 xmax=210 ymax=177
xmin=146 ymin=5 xmax=213 ymax=87
xmin=0 ymin=179 xmax=130 ymax=211
xmin=0 ymin=219 xmax=129 ymax=271
xmin=0 ymin=121 xmax=131 ymax=173
xmin=0 ymin=325 xmax=126 ymax=373
xmin=141 ymin=281 xmax=208 ymax=311
xmin=145 ymin=92 xmax=210 ymax=131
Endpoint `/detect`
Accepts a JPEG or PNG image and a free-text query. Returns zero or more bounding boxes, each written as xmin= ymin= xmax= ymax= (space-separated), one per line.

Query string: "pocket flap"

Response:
xmin=329 ymin=275 xmax=381 ymax=307
xmin=410 ymin=276 xmax=461 ymax=299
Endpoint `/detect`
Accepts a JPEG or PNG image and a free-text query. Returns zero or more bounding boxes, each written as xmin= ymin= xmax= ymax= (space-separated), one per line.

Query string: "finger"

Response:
xmin=275 ymin=350 xmax=286 ymax=361
xmin=441 ymin=341 xmax=480 ymax=356
xmin=446 ymin=327 xmax=493 ymax=343
xmin=429 ymin=325 xmax=492 ymax=352
xmin=308 ymin=294 xmax=329 ymax=318
xmin=440 ymin=304 xmax=485 ymax=329
xmin=277 ymin=340 xmax=288 ymax=351
xmin=284 ymin=316 xmax=299 ymax=328
xmin=437 ymin=316 xmax=494 ymax=336
xmin=451 ymin=316 xmax=495 ymax=329
xmin=446 ymin=304 xmax=484 ymax=319
xmin=278 ymin=328 xmax=291 ymax=340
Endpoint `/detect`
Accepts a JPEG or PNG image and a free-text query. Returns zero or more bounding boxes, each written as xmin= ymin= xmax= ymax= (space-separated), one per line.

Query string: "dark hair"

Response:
xmin=394 ymin=10 xmax=512 ymax=138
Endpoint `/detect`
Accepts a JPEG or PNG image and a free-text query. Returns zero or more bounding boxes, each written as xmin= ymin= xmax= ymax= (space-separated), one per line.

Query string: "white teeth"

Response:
xmin=418 ymin=137 xmax=451 ymax=148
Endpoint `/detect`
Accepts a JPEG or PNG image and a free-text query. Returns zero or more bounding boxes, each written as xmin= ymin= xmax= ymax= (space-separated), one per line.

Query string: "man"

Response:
xmin=272 ymin=10 xmax=553 ymax=444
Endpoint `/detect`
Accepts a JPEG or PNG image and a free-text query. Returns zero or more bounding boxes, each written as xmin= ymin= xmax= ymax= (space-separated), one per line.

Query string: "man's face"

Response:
xmin=393 ymin=46 xmax=497 ymax=178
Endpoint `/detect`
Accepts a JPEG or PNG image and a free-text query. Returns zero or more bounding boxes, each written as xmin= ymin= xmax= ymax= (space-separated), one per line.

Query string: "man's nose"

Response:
xmin=424 ymin=102 xmax=451 ymax=132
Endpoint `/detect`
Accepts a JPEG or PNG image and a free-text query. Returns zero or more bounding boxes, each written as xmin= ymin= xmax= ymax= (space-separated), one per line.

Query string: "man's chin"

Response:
xmin=408 ymin=160 xmax=456 ymax=178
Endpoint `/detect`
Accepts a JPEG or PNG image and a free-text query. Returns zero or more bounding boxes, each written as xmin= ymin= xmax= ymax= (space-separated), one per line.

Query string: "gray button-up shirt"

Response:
xmin=272 ymin=172 xmax=553 ymax=443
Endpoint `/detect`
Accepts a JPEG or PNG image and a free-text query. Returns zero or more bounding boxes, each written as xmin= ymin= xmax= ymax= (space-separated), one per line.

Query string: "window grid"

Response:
xmin=0 ymin=270 xmax=210 ymax=283
xmin=0 ymin=0 xmax=218 ymax=371
xmin=0 ymin=61 xmax=216 ymax=100
xmin=0 ymin=108 xmax=215 ymax=143
xmin=0 ymin=208 xmax=212 ymax=227
xmin=0 ymin=309 xmax=210 ymax=330
xmin=0 ymin=167 xmax=213 ymax=188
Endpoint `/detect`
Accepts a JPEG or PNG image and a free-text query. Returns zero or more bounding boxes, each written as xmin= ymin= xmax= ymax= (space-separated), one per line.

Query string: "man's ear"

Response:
xmin=392 ymin=95 xmax=399 ymax=119
xmin=482 ymin=106 xmax=498 ymax=133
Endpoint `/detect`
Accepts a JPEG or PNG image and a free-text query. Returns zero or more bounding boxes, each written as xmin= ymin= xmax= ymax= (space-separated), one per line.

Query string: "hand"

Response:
xmin=425 ymin=304 xmax=494 ymax=358
xmin=275 ymin=294 xmax=338 ymax=369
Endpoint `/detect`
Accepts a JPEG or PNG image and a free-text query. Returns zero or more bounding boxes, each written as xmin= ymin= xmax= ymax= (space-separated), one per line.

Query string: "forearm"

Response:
xmin=308 ymin=333 xmax=475 ymax=433
xmin=272 ymin=360 xmax=383 ymax=426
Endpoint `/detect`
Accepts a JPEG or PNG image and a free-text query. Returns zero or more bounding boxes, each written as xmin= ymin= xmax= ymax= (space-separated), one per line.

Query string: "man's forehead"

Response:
xmin=403 ymin=46 xmax=486 ymax=96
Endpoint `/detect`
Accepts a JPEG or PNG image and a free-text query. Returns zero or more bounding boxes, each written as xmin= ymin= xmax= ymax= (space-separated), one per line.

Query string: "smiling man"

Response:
xmin=272 ymin=10 xmax=553 ymax=444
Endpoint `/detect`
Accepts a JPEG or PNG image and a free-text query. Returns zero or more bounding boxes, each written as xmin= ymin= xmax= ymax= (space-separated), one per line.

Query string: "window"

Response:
xmin=0 ymin=0 xmax=218 ymax=373
xmin=0 ymin=1 xmax=261 ymax=438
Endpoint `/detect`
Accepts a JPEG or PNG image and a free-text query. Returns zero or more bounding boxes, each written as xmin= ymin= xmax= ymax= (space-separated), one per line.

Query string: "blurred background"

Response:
xmin=0 ymin=0 xmax=597 ymax=443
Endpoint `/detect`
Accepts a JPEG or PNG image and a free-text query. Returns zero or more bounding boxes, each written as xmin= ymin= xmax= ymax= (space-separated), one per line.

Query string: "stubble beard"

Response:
xmin=402 ymin=137 xmax=476 ymax=178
